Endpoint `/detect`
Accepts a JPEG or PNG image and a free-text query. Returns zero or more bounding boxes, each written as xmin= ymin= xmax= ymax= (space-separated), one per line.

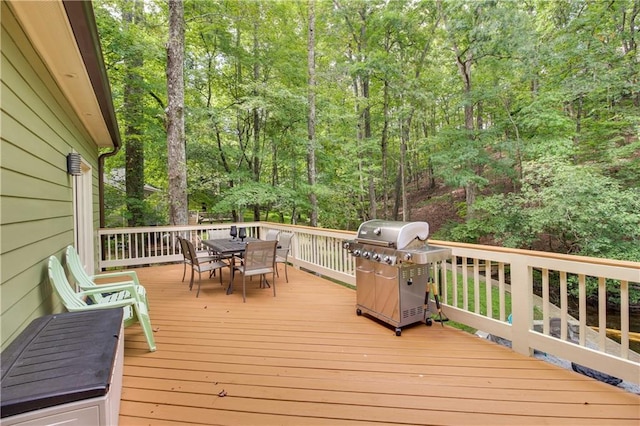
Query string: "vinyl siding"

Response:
xmin=1 ymin=3 xmax=101 ymax=349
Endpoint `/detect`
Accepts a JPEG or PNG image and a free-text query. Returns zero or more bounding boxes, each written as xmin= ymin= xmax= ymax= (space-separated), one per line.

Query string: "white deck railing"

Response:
xmin=98 ymin=223 xmax=639 ymax=384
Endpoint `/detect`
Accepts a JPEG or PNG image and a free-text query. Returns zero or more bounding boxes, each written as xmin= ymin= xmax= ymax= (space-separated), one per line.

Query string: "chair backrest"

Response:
xmin=48 ymin=256 xmax=88 ymax=310
xmin=243 ymin=240 xmax=277 ymax=272
xmin=65 ymin=245 xmax=95 ymax=289
xmin=181 ymin=237 xmax=202 ymax=266
xmin=264 ymin=229 xmax=280 ymax=241
xmin=276 ymin=233 xmax=293 ymax=258
xmin=195 ymin=234 xmax=207 ymax=251
xmin=177 ymin=236 xmax=192 ymax=262
xmin=177 ymin=236 xmax=185 ymax=254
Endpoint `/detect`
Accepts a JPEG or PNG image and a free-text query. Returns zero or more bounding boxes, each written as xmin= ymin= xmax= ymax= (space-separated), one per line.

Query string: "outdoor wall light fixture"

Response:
xmin=67 ymin=153 xmax=82 ymax=176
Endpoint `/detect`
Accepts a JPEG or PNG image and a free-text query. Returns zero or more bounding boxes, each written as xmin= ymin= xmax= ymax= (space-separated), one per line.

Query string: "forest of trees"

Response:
xmin=95 ymin=0 xmax=640 ymax=262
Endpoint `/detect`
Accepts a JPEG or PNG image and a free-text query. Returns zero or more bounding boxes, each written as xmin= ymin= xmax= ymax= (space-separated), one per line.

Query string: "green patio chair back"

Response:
xmin=65 ymin=245 xmax=148 ymax=306
xmin=48 ymin=255 xmax=156 ymax=351
xmin=49 ymin=255 xmax=90 ymax=311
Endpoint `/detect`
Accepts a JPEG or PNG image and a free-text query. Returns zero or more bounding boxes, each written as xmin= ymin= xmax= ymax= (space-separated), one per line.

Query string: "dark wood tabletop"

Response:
xmin=202 ymin=238 xmax=259 ymax=295
xmin=202 ymin=237 xmax=258 ymax=255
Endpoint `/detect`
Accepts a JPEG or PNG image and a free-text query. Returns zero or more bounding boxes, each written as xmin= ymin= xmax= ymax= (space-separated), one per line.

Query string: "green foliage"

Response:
xmin=521 ymin=159 xmax=640 ymax=260
xmin=94 ymin=0 xmax=640 ymax=267
xmin=103 ymin=185 xmax=167 ymax=227
xmin=444 ymin=158 xmax=640 ymax=261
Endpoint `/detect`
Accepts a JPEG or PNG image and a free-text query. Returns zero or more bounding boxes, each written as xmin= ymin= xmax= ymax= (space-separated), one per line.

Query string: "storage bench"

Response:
xmin=1 ymin=309 xmax=124 ymax=426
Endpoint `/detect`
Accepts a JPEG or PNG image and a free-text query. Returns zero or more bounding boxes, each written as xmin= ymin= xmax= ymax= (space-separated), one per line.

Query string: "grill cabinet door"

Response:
xmin=355 ymin=259 xmax=375 ymax=310
xmin=374 ymin=263 xmax=399 ymax=322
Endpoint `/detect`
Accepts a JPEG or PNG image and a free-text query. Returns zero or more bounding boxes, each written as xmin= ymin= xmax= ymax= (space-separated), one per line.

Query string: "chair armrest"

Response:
xmin=90 ymin=270 xmax=140 ymax=286
xmin=77 ymin=280 xmax=137 ymax=291
xmin=79 ymin=285 xmax=143 ymax=303
xmin=76 ymin=291 xmax=137 ymax=309
xmin=73 ymin=302 xmax=134 ymax=311
xmin=195 ymin=255 xmax=221 ymax=263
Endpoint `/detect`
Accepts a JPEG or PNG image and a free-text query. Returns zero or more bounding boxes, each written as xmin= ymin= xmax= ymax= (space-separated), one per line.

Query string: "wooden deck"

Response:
xmin=117 ymin=263 xmax=640 ymax=425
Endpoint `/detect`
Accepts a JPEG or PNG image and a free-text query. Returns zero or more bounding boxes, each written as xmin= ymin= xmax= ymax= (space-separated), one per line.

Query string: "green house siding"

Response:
xmin=1 ymin=3 xmax=100 ymax=349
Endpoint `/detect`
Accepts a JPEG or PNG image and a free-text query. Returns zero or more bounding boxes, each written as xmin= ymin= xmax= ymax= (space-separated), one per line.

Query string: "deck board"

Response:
xmin=117 ymin=263 xmax=640 ymax=425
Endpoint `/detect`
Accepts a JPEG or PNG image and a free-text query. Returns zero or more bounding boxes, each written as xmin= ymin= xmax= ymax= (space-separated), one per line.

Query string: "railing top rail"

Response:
xmin=259 ymin=222 xmax=356 ymax=238
xmin=98 ymin=222 xmax=264 ymax=234
xmin=98 ymin=222 xmax=357 ymax=238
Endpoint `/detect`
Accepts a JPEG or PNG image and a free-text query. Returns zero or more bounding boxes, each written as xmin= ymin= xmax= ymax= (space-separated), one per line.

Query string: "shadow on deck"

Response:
xmin=116 ymin=263 xmax=640 ymax=425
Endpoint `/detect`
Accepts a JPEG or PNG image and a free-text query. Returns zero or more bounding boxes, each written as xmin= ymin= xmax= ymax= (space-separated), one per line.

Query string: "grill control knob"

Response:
xmin=383 ymin=255 xmax=392 ymax=264
xmin=404 ymin=253 xmax=412 ymax=262
xmin=362 ymin=251 xmax=371 ymax=259
xmin=372 ymin=253 xmax=381 ymax=261
xmin=352 ymin=249 xmax=361 ymax=257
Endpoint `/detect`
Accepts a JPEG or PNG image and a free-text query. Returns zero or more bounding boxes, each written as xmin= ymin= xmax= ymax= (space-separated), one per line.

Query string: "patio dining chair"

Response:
xmin=47 ymin=255 xmax=156 ymax=352
xmin=65 ymin=245 xmax=148 ymax=306
xmin=179 ymin=237 xmax=229 ymax=297
xmin=179 ymin=235 xmax=223 ymax=283
xmin=264 ymin=229 xmax=280 ymax=241
xmin=232 ymin=240 xmax=277 ymax=302
xmin=275 ymin=232 xmax=293 ymax=283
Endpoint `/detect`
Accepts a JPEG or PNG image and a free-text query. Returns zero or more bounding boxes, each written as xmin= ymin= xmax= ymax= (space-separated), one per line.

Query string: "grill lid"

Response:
xmin=355 ymin=220 xmax=429 ymax=250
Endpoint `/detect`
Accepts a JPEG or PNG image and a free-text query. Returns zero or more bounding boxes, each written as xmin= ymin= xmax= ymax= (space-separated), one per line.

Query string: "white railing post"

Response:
xmin=509 ymin=258 xmax=533 ymax=356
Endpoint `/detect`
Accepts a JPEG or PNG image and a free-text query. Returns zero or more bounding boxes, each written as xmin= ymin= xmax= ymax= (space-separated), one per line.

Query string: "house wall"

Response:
xmin=1 ymin=3 xmax=100 ymax=350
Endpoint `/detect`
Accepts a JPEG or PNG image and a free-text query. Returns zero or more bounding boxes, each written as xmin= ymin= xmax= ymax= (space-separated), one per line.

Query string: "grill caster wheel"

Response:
xmin=395 ymin=328 xmax=402 ymax=336
xmin=356 ymin=308 xmax=362 ymax=316
xmin=426 ymin=318 xmax=433 ymax=326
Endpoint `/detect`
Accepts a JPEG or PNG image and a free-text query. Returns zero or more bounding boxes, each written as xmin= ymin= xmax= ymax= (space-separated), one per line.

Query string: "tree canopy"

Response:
xmin=95 ymin=0 xmax=640 ymax=261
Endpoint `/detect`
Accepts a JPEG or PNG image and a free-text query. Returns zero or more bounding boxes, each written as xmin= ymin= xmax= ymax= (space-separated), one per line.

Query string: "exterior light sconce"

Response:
xmin=67 ymin=153 xmax=82 ymax=176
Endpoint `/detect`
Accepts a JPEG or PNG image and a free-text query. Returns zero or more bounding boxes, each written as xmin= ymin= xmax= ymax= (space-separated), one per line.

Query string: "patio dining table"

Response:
xmin=202 ymin=237 xmax=258 ymax=294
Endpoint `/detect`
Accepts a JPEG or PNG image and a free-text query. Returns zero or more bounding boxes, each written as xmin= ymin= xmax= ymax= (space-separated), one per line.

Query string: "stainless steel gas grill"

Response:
xmin=343 ymin=220 xmax=451 ymax=336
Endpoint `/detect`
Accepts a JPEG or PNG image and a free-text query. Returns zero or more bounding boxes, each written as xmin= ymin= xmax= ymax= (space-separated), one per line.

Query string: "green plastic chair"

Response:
xmin=48 ymin=255 xmax=157 ymax=352
xmin=65 ymin=245 xmax=148 ymax=306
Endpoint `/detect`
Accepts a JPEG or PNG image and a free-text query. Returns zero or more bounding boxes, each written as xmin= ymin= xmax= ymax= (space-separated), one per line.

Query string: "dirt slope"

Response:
xmin=400 ymin=181 xmax=464 ymax=237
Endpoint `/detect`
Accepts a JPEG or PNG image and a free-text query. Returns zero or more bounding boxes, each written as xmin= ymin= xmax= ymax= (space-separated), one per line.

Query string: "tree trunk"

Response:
xmin=381 ymin=79 xmax=390 ymax=219
xmin=363 ymin=75 xmax=376 ymax=220
xmin=400 ymin=137 xmax=408 ymax=221
xmin=252 ymin=19 xmax=260 ymax=222
xmin=400 ymin=114 xmax=412 ymax=221
xmin=455 ymin=48 xmax=477 ymax=219
xmin=307 ymin=0 xmax=318 ymax=227
xmin=392 ymin=166 xmax=401 ymax=220
xmin=123 ymin=0 xmax=145 ymax=227
xmin=166 ymin=0 xmax=188 ymax=226
xmin=356 ymin=6 xmax=376 ymax=220
xmin=352 ymin=73 xmax=367 ymax=221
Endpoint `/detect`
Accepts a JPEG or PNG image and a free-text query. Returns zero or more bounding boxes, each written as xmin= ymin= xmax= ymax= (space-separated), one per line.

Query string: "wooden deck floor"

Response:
xmin=117 ymin=263 xmax=640 ymax=425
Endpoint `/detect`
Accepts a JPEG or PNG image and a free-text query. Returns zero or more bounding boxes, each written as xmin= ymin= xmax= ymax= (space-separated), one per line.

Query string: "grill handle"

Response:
xmin=354 ymin=238 xmax=396 ymax=248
